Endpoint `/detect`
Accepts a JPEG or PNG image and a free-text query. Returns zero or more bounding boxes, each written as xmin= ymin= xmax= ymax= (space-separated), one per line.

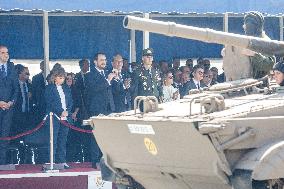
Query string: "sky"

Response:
xmin=1 ymin=0 xmax=284 ymax=14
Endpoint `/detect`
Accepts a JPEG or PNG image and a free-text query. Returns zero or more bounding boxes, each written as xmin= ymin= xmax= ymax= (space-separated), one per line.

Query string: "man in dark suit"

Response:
xmin=31 ymin=61 xmax=46 ymax=123
xmin=180 ymin=64 xmax=206 ymax=98
xmin=122 ymin=58 xmax=132 ymax=111
xmin=73 ymin=59 xmax=89 ymax=121
xmin=10 ymin=65 xmax=32 ymax=162
xmin=66 ymin=59 xmax=90 ymax=162
xmin=110 ymin=54 xmax=131 ymax=113
xmin=86 ymin=53 xmax=116 ymax=116
xmin=0 ymin=45 xmax=18 ymax=165
xmin=85 ymin=52 xmax=116 ymax=167
xmin=12 ymin=64 xmax=32 ymax=135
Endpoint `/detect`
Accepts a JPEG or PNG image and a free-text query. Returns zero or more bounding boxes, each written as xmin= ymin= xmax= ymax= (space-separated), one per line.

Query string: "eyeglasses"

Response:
xmin=168 ymin=76 xmax=173 ymax=79
xmin=198 ymin=71 xmax=204 ymax=75
xmin=204 ymin=75 xmax=213 ymax=78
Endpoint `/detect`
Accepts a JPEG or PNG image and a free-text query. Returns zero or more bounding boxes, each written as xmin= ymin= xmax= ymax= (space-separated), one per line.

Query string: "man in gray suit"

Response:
xmin=180 ymin=64 xmax=206 ymax=98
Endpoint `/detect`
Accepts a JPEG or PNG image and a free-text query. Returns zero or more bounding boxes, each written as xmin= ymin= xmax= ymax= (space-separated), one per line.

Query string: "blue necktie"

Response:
xmin=1 ymin=64 xmax=6 ymax=77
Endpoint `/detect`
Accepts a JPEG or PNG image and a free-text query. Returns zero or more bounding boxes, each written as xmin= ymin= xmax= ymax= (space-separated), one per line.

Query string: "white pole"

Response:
xmin=49 ymin=112 xmax=54 ymax=170
xmin=223 ymin=12 xmax=229 ymax=32
xmin=143 ymin=13 xmax=150 ymax=49
xmin=223 ymin=12 xmax=229 ymax=51
xmin=280 ymin=16 xmax=283 ymax=41
xmin=43 ymin=11 xmax=50 ymax=80
xmin=130 ymin=29 xmax=136 ymax=63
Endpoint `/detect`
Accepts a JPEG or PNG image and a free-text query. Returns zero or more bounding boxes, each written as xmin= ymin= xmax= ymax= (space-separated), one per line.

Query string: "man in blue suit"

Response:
xmin=85 ymin=52 xmax=116 ymax=168
xmin=0 ymin=45 xmax=18 ymax=165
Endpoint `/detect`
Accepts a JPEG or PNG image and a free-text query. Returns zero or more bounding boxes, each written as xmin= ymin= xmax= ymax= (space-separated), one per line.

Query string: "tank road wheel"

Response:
xmin=231 ymin=169 xmax=253 ymax=189
xmin=231 ymin=169 xmax=284 ymax=189
xmin=253 ymin=178 xmax=284 ymax=189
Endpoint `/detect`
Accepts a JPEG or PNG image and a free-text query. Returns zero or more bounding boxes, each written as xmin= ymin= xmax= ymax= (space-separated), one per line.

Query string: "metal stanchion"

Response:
xmin=43 ymin=112 xmax=61 ymax=172
xmin=49 ymin=112 xmax=54 ymax=170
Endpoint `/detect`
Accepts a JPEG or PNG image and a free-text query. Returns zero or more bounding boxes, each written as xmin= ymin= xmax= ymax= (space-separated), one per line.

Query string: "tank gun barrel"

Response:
xmin=123 ymin=16 xmax=284 ymax=56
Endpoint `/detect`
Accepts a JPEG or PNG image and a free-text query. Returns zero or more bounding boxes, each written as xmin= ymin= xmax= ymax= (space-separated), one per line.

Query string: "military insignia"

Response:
xmin=95 ymin=176 xmax=106 ymax=189
xmin=144 ymin=138 xmax=158 ymax=155
xmin=142 ymin=76 xmax=147 ymax=80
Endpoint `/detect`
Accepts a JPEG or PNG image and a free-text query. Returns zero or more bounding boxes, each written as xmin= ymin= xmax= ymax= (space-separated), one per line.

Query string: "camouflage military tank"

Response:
xmin=86 ymin=16 xmax=284 ymax=189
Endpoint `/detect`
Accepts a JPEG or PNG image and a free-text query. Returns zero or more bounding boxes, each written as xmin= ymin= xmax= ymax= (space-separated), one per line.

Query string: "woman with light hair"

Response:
xmin=162 ymin=71 xmax=179 ymax=102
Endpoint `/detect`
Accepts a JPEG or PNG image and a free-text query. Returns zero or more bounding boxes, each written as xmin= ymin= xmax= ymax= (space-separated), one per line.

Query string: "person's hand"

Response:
xmin=112 ymin=69 xmax=119 ymax=80
xmin=0 ymin=101 xmax=8 ymax=110
xmin=221 ymin=48 xmax=226 ymax=57
xmin=72 ymin=112 xmax=77 ymax=121
xmin=173 ymin=90 xmax=179 ymax=100
xmin=242 ymin=48 xmax=256 ymax=56
xmin=107 ymin=73 xmax=116 ymax=82
xmin=5 ymin=101 xmax=14 ymax=109
xmin=61 ymin=111 xmax=68 ymax=118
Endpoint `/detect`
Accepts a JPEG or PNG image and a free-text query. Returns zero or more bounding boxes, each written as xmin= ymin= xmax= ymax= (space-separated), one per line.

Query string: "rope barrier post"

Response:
xmin=49 ymin=112 xmax=54 ymax=170
xmin=43 ymin=112 xmax=60 ymax=173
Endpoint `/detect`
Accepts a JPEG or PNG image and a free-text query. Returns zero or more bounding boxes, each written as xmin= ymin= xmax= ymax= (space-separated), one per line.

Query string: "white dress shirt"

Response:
xmin=193 ymin=79 xmax=201 ymax=89
xmin=56 ymin=85 xmax=67 ymax=120
xmin=162 ymin=85 xmax=179 ymax=102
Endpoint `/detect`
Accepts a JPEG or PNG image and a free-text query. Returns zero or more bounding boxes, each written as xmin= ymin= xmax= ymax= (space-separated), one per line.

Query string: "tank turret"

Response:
xmin=124 ymin=16 xmax=282 ymax=81
xmin=123 ymin=15 xmax=284 ymax=56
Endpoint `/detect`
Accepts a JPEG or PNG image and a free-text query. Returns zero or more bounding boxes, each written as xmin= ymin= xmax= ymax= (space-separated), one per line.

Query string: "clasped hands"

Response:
xmin=0 ymin=101 xmax=13 ymax=110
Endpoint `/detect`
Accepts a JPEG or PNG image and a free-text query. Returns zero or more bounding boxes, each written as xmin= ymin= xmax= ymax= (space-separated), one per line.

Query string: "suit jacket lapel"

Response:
xmin=190 ymin=79 xmax=197 ymax=89
xmin=6 ymin=62 xmax=10 ymax=77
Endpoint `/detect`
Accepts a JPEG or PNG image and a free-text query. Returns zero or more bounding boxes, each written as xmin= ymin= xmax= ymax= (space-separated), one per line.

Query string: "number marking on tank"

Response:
xmin=128 ymin=124 xmax=155 ymax=135
xmin=144 ymin=138 xmax=158 ymax=155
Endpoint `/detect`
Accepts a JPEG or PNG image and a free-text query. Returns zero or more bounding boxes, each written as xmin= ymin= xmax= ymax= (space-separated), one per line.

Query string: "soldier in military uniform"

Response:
xmin=130 ymin=48 xmax=163 ymax=104
xmin=223 ymin=11 xmax=275 ymax=81
xmin=243 ymin=11 xmax=275 ymax=79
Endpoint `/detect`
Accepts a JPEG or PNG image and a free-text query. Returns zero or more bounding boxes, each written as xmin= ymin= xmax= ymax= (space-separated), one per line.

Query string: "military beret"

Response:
xmin=273 ymin=61 xmax=284 ymax=73
xmin=142 ymin=48 xmax=154 ymax=56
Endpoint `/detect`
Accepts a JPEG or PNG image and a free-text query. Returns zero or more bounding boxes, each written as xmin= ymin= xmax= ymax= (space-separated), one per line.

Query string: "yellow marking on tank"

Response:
xmin=144 ymin=138 xmax=158 ymax=155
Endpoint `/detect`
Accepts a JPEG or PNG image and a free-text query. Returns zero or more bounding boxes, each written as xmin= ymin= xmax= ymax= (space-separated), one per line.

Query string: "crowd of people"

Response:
xmin=0 ymin=10 xmax=281 ymax=169
xmin=0 ymin=41 xmax=284 ymax=169
xmin=0 ymin=44 xmax=227 ymax=168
